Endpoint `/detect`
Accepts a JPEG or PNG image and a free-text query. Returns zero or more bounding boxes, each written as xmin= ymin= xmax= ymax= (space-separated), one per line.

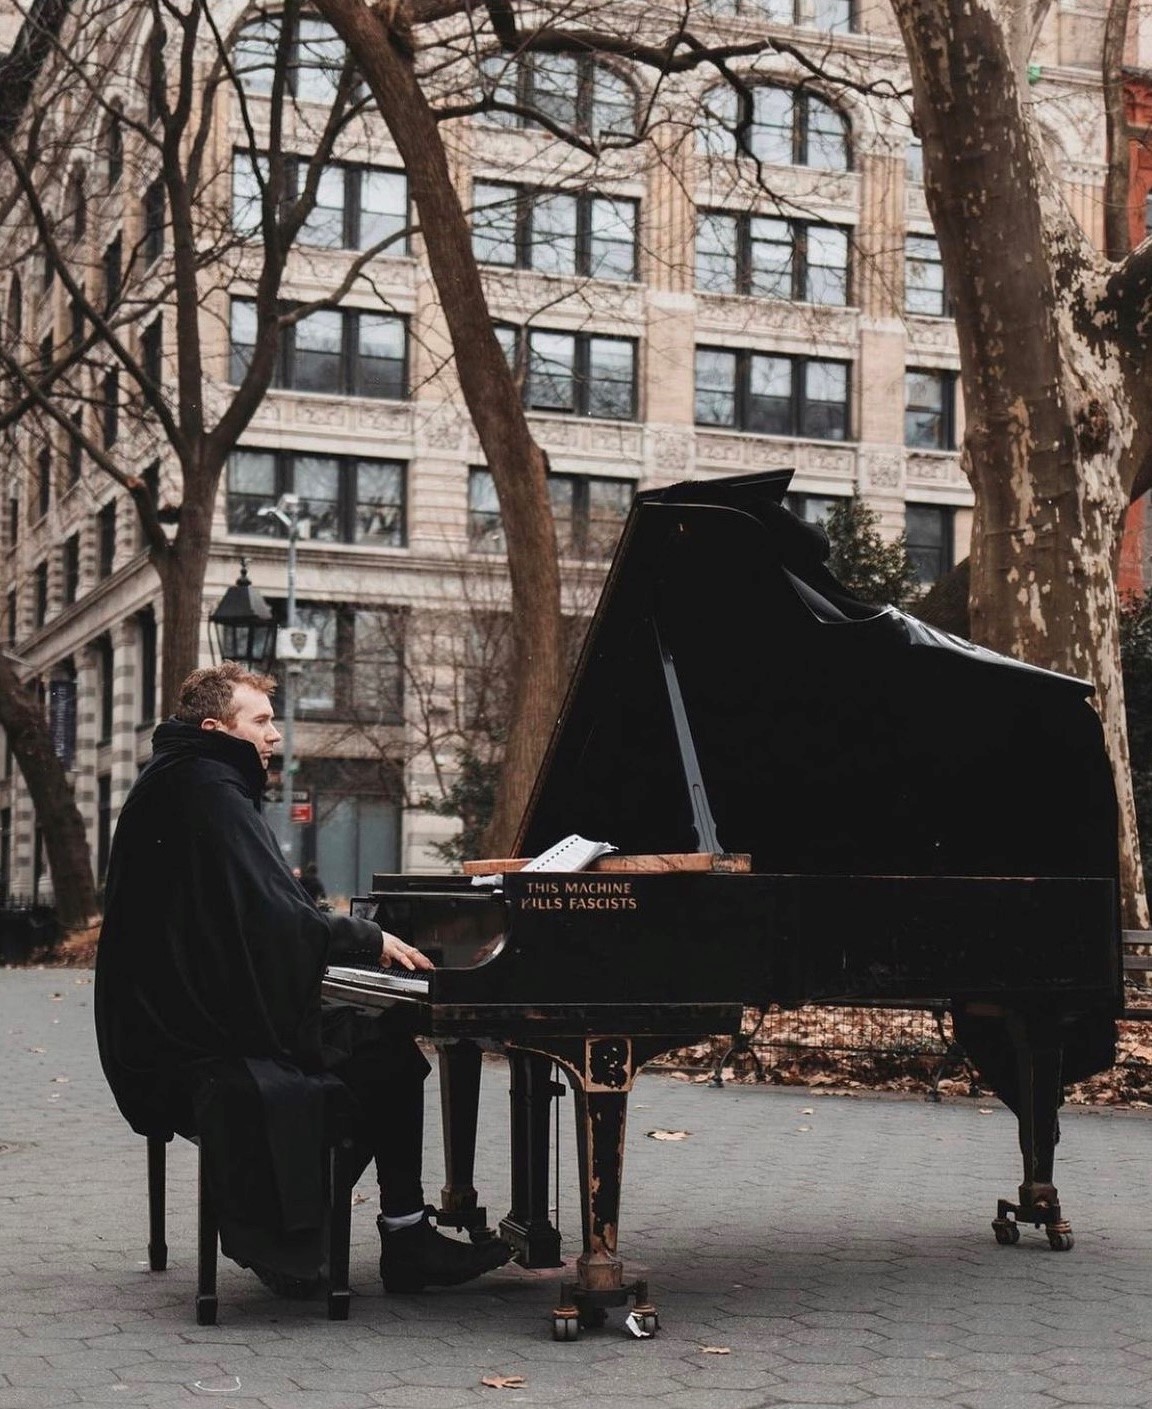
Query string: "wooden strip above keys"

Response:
xmin=461 ymin=852 xmax=752 ymax=875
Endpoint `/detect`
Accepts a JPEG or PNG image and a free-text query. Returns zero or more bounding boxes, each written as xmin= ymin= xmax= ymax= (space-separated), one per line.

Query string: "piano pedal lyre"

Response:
xmin=992 ymin=1185 xmax=1074 ymax=1251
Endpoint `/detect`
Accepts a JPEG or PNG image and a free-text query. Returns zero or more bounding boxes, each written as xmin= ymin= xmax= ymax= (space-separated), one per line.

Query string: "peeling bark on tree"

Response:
xmin=891 ymin=0 xmax=1152 ymax=926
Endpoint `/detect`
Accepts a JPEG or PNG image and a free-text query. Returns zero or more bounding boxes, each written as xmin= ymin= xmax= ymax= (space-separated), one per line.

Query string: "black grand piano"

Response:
xmin=323 ymin=470 xmax=1122 ymax=1338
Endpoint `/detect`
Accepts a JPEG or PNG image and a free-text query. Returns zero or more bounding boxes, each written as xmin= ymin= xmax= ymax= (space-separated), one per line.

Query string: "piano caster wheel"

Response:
xmin=578 ymin=1305 xmax=607 ymax=1330
xmin=992 ymin=1219 xmax=1020 ymax=1246
xmin=1047 ymin=1227 xmax=1074 ymax=1252
xmin=468 ymin=1228 xmax=497 ymax=1245
xmin=552 ymin=1314 xmax=580 ymax=1342
xmin=634 ymin=1311 xmax=659 ymax=1336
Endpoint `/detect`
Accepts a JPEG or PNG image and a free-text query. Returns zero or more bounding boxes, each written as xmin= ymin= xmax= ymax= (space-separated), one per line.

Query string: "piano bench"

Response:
xmin=144 ymin=1131 xmax=359 ymax=1324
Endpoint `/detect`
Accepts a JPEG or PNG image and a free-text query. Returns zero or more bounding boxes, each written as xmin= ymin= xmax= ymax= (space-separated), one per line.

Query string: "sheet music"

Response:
xmin=470 ymin=833 xmax=617 ymax=886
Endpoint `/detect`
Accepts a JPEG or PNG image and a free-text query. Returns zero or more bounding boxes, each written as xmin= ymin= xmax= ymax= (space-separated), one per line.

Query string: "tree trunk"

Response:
xmin=0 ymin=654 xmax=98 ymax=931
xmin=157 ymin=478 xmax=218 ymax=716
xmin=314 ymin=0 xmax=565 ymax=857
xmin=892 ymin=0 xmax=1149 ymax=926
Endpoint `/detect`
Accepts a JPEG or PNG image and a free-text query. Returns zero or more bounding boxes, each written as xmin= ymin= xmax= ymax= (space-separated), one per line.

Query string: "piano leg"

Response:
xmin=435 ymin=1040 xmax=492 ymax=1241
xmin=499 ymin=1052 xmax=563 ymax=1268
xmin=991 ymin=1014 xmax=1073 ymax=1251
xmin=512 ymin=1035 xmax=704 ymax=1340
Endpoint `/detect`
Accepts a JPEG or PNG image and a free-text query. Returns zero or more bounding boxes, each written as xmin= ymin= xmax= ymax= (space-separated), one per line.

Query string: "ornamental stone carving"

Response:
xmin=652 ymin=428 xmax=693 ymax=474
xmin=859 ymin=452 xmax=903 ymax=491
xmin=421 ymin=407 xmax=467 ymax=450
xmin=906 ymin=452 xmax=968 ymax=488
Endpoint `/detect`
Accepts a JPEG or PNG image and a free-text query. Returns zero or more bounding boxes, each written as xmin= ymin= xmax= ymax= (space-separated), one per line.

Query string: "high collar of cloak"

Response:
xmin=149 ymin=718 xmax=268 ymax=803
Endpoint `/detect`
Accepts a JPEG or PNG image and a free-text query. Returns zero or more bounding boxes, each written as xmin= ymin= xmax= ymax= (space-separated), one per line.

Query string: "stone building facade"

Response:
xmin=0 ymin=0 xmax=1132 ymax=904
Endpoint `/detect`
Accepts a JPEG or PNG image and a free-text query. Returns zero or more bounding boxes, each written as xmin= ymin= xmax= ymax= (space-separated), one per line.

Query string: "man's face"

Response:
xmin=201 ymin=683 xmax=282 ymax=770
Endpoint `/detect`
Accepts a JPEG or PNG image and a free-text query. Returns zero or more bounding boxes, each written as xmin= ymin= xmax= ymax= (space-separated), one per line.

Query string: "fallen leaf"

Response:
xmin=978 ymin=1108 xmax=995 ymax=1115
xmin=800 ymin=1107 xmax=814 ymax=1115
xmin=28 ymin=1047 xmax=45 ymax=1054
xmin=481 ymin=1375 xmax=526 ymax=1389
xmin=700 ymin=1346 xmax=731 ymax=1355
xmin=50 ymin=993 xmax=63 ymax=1002
xmin=646 ymin=1129 xmax=690 ymax=1140
xmin=52 ymin=1076 xmax=70 ymax=1084
xmin=352 ymin=1192 xmax=369 ymax=1205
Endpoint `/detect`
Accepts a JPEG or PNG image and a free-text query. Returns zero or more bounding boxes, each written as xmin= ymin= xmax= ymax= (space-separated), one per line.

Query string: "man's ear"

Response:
xmin=200 ymin=718 xmax=220 ymax=732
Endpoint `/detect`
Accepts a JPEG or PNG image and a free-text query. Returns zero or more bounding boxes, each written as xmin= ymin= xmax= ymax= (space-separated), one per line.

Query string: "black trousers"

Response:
xmin=320 ymin=1007 xmax=431 ymax=1218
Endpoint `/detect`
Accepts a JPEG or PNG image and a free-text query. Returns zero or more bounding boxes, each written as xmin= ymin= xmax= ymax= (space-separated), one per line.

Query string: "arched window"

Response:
xmin=697 ymin=83 xmax=851 ymax=172
xmin=66 ymin=168 xmax=87 ymax=241
xmin=5 ymin=275 xmax=22 ymax=343
xmin=105 ymin=106 xmax=124 ymax=188
xmin=480 ymin=53 xmax=638 ymax=140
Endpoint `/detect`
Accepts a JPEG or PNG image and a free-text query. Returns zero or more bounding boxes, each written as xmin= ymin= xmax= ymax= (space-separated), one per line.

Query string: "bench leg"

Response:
xmin=146 ymin=1137 xmax=168 ymax=1272
xmin=327 ymin=1138 xmax=355 ymax=1320
xmin=196 ymin=1146 xmax=219 ymax=1326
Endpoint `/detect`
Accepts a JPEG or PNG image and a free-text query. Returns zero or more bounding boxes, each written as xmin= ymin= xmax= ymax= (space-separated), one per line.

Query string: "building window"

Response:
xmin=6 ymin=274 xmax=21 ymax=342
xmin=33 ymin=560 xmax=48 ymax=628
xmin=274 ymin=601 xmax=404 ymax=722
xmin=103 ymin=234 xmax=122 ymax=311
xmin=695 ymin=348 xmax=851 ymax=440
xmin=67 ymin=169 xmax=87 ymax=241
xmin=472 ymin=184 xmax=638 ymax=280
xmin=62 ymin=533 xmax=80 ymax=605
xmin=5 ymin=589 xmax=15 ymax=647
xmin=229 ymin=300 xmax=408 ymax=400
xmin=102 ymin=369 xmax=119 ymax=447
xmin=696 ymin=211 xmax=850 ymax=304
xmin=137 ymin=607 xmax=157 ymax=724
xmin=35 ymin=446 xmax=51 ymax=519
xmin=905 ymin=369 xmax=957 ymax=450
xmin=97 ymin=500 xmax=116 ymax=577
xmin=906 ymin=138 xmax=923 ymax=184
xmin=905 ymin=504 xmax=954 ymax=585
xmin=142 ymin=317 xmax=162 ymax=386
xmin=783 ymin=492 xmax=842 ymax=525
xmin=97 ymin=775 xmax=112 ymax=884
xmin=232 ymin=152 xmax=409 ymax=254
xmin=703 ymin=0 xmax=854 ymax=27
xmin=106 ymin=108 xmax=123 ymax=189
xmin=67 ymin=296 xmax=84 ymax=353
xmin=468 ymin=467 xmax=633 ymax=558
xmin=497 ymin=325 xmax=636 ymax=419
xmin=235 ymin=15 xmax=351 ymax=104
xmin=49 ymin=668 xmax=77 ymax=771
xmin=905 ymin=233 xmax=948 ymax=316
xmin=480 ymin=54 xmax=637 ymax=139
xmin=699 ymin=84 xmax=850 ymax=171
xmin=227 ymin=448 xmax=406 ymax=545
xmin=142 ymin=179 xmax=165 ymax=265
xmin=94 ymin=635 xmax=114 ymax=743
xmin=67 ymin=411 xmax=83 ymax=485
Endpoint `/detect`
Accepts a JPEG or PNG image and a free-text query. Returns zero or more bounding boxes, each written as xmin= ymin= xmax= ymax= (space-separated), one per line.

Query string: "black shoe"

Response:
xmin=378 ymin=1209 xmax=513 ymax=1293
xmin=247 ymin=1263 xmax=322 ymax=1300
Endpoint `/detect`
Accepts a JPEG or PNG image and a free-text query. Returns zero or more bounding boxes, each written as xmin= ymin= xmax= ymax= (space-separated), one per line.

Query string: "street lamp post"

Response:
xmin=257 ymin=494 xmax=304 ymax=865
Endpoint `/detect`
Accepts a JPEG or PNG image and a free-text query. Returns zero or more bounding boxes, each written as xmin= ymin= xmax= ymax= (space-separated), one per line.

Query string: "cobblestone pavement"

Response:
xmin=4 ymin=967 xmax=1152 ymax=1409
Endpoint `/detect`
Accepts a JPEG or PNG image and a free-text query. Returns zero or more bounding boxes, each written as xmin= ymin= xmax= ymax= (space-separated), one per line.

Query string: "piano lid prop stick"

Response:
xmin=655 ymin=627 xmax=723 ymax=857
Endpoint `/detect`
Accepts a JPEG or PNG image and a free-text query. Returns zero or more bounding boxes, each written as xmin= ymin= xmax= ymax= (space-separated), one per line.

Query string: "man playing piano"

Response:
xmin=95 ymin=662 xmax=511 ymax=1297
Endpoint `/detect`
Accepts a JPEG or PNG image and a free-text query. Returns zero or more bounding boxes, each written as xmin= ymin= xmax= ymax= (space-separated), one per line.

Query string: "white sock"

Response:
xmin=380 ymin=1209 xmax=424 ymax=1232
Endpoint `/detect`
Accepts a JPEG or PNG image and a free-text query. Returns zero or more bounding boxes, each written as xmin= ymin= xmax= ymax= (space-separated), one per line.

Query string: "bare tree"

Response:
xmin=0 ymin=0 xmax=410 ymax=916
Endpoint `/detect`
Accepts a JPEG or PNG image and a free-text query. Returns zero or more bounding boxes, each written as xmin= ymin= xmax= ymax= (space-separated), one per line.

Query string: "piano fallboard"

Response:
xmin=327 ymin=869 xmax=1120 ymax=1016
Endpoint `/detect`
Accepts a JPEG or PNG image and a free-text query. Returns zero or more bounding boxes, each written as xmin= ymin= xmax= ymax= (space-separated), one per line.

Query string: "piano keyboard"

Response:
xmin=325 ymin=964 xmax=431 ymax=996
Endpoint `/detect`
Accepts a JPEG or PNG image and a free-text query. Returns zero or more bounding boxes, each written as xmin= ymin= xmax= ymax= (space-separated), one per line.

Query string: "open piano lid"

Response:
xmin=516 ymin=471 xmax=1118 ymax=884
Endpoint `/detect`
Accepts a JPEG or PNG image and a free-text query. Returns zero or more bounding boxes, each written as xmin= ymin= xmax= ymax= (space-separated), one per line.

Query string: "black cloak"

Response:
xmin=94 ymin=720 xmax=383 ymax=1274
